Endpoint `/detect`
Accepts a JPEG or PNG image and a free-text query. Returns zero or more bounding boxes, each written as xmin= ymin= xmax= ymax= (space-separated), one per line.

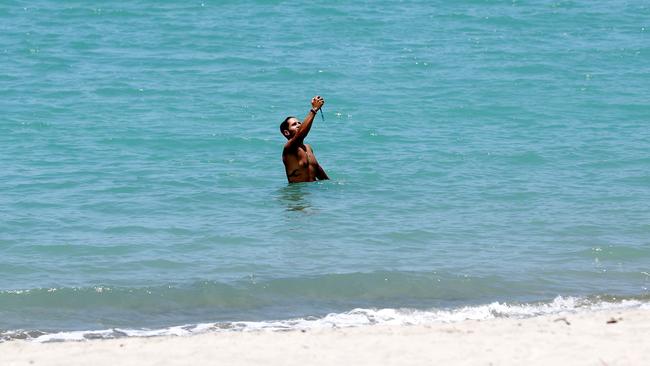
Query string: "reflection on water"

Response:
xmin=277 ymin=183 xmax=312 ymax=212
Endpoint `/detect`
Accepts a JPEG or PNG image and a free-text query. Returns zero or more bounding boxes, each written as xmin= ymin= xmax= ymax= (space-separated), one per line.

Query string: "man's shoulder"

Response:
xmin=282 ymin=143 xmax=296 ymax=159
xmin=283 ymin=141 xmax=306 ymax=153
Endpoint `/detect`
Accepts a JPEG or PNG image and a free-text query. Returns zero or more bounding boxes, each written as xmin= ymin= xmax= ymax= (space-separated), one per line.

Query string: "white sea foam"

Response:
xmin=9 ymin=296 xmax=648 ymax=343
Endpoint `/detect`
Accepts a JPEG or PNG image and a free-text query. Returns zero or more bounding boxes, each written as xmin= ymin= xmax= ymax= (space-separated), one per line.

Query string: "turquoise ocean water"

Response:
xmin=2 ymin=0 xmax=649 ymax=341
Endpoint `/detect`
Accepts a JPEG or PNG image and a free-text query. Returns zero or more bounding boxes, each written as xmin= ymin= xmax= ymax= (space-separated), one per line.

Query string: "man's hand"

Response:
xmin=311 ymin=95 xmax=325 ymax=111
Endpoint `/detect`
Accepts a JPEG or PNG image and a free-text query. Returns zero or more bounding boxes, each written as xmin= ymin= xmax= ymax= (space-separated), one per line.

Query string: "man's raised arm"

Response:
xmin=285 ymin=96 xmax=324 ymax=150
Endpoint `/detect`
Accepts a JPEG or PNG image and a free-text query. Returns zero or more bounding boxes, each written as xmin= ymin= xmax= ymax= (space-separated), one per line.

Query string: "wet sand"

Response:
xmin=2 ymin=308 xmax=648 ymax=366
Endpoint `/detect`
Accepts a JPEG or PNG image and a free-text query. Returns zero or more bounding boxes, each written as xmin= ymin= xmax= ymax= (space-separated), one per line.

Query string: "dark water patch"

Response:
xmin=1 ymin=270 xmax=647 ymax=333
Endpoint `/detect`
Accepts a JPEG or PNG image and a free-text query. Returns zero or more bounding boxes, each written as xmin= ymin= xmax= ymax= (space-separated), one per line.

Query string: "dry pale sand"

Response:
xmin=2 ymin=308 xmax=649 ymax=366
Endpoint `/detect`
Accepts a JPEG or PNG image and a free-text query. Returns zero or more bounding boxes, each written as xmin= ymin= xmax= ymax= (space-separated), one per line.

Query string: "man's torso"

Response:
xmin=282 ymin=144 xmax=320 ymax=183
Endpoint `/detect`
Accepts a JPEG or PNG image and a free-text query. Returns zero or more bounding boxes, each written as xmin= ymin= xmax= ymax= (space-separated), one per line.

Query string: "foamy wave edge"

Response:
xmin=4 ymin=296 xmax=649 ymax=343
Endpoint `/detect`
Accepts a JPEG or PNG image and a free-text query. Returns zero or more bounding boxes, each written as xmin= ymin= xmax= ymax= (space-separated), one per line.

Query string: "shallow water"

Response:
xmin=1 ymin=0 xmax=649 ymax=338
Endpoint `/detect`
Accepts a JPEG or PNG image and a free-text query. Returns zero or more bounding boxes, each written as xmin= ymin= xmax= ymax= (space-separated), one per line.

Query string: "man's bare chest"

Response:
xmin=289 ymin=145 xmax=315 ymax=166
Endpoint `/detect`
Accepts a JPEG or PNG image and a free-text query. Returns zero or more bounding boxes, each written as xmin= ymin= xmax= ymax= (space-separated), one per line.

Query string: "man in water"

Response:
xmin=280 ymin=95 xmax=329 ymax=183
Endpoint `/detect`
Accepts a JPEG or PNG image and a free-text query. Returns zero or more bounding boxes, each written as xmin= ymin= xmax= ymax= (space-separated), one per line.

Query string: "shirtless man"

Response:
xmin=280 ymin=95 xmax=329 ymax=183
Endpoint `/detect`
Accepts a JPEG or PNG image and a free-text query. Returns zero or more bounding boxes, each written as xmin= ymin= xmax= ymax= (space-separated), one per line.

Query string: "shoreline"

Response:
xmin=4 ymin=295 xmax=647 ymax=343
xmin=2 ymin=307 xmax=649 ymax=366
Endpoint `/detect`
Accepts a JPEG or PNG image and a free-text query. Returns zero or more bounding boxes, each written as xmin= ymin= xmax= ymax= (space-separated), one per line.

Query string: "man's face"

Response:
xmin=284 ymin=117 xmax=301 ymax=138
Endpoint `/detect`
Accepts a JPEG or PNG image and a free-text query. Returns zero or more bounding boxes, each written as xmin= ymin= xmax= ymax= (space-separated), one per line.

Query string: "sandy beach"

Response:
xmin=2 ymin=308 xmax=648 ymax=366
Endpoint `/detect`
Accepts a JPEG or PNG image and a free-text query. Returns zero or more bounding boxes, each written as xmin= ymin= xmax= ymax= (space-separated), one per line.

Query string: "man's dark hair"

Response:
xmin=280 ymin=116 xmax=295 ymax=133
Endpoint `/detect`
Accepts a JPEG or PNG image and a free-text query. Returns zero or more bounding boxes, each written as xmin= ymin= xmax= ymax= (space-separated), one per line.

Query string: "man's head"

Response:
xmin=280 ymin=116 xmax=301 ymax=140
